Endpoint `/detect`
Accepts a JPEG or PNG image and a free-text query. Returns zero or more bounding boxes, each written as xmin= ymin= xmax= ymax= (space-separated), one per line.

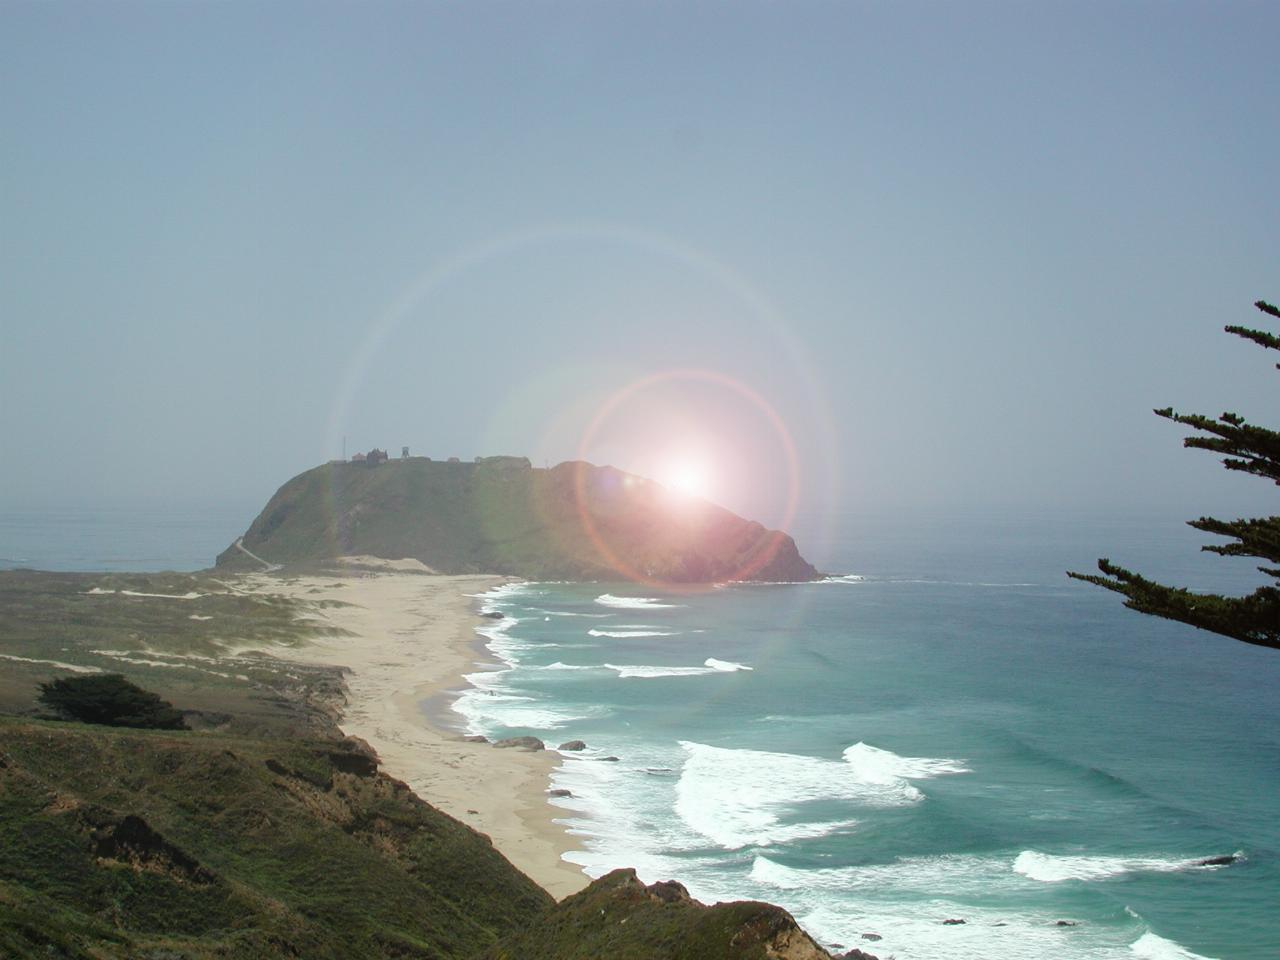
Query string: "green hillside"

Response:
xmin=0 ymin=718 xmax=552 ymax=960
xmin=216 ymin=457 xmax=819 ymax=582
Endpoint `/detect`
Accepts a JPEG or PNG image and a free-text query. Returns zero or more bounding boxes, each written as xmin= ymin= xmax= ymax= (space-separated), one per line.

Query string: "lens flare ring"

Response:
xmin=573 ymin=368 xmax=801 ymax=590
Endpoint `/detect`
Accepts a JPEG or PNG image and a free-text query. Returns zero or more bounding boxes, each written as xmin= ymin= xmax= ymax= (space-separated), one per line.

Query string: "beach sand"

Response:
xmin=236 ymin=561 xmax=589 ymax=899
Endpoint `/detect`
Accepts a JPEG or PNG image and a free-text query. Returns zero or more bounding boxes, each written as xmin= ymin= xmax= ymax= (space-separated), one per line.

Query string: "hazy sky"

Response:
xmin=4 ymin=1 xmax=1278 ymax=529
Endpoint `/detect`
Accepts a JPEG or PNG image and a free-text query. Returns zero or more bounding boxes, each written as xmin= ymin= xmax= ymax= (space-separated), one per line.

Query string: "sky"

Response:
xmin=3 ymin=1 xmax=1278 ymax=532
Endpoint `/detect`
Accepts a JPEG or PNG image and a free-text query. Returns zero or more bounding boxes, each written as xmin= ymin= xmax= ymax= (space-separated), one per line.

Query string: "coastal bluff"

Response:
xmin=216 ymin=456 xmax=819 ymax=582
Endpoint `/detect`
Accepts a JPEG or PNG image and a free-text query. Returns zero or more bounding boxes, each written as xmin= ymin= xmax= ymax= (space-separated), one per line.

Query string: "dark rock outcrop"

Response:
xmin=1196 ymin=854 xmax=1242 ymax=867
xmin=91 ymin=814 xmax=217 ymax=886
xmin=481 ymin=868 xmax=831 ymax=960
xmin=648 ymin=879 xmax=691 ymax=903
xmin=493 ymin=736 xmax=544 ymax=751
xmin=326 ymin=737 xmax=379 ymax=777
xmin=558 ymin=740 xmax=586 ymax=751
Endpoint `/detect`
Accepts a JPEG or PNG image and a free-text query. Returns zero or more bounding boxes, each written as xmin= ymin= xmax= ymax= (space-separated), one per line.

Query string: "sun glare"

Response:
xmin=660 ymin=458 xmax=712 ymax=499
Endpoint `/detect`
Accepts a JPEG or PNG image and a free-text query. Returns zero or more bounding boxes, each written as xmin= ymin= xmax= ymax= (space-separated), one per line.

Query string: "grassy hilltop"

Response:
xmin=216 ymin=457 xmax=819 ymax=583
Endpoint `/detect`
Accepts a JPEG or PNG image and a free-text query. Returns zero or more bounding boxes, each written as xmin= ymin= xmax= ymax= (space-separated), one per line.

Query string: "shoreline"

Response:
xmin=237 ymin=562 xmax=589 ymax=900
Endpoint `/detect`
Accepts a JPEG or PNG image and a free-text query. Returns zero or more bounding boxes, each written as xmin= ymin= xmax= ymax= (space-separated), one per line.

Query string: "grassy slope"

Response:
xmin=217 ymin=458 xmax=819 ymax=582
xmin=0 ymin=569 xmax=348 ymax=737
xmin=0 ymin=718 xmax=553 ymax=960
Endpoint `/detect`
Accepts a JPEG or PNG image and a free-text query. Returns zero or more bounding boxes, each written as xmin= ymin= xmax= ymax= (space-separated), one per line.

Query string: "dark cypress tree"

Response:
xmin=1068 ymin=301 xmax=1280 ymax=650
xmin=38 ymin=673 xmax=189 ymax=729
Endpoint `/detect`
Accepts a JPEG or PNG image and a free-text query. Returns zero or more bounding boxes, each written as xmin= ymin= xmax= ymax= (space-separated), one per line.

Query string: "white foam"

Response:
xmin=1130 ymin=932 xmax=1220 ymax=960
xmin=675 ymin=741 xmax=932 ymax=849
xmin=452 ymin=679 xmax=601 ymax=732
xmin=595 ymin=593 xmax=683 ymax=609
xmin=794 ymin=900 xmax=1139 ymax=960
xmin=588 ymin=628 xmax=680 ymax=638
xmin=750 ymin=853 xmax=1025 ymax=897
xmin=604 ymin=658 xmax=752 ymax=679
xmin=1013 ymin=851 xmax=1238 ymax=883
xmin=842 ymin=742 xmax=972 ymax=781
xmin=817 ymin=574 xmax=865 ymax=584
xmin=533 ymin=609 xmax=614 ymax=618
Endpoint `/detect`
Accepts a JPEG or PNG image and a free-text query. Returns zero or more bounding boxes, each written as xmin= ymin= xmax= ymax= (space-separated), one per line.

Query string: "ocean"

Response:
xmin=5 ymin=506 xmax=1276 ymax=959
xmin=457 ymin=515 xmax=1278 ymax=960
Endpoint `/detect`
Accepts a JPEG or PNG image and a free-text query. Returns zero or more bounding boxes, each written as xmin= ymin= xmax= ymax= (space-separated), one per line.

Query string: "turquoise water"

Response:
xmin=456 ymin=517 xmax=1279 ymax=960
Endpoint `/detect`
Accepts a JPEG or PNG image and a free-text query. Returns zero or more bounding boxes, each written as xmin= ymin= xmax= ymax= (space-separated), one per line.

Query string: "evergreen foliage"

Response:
xmin=1069 ymin=301 xmax=1280 ymax=650
xmin=37 ymin=674 xmax=189 ymax=729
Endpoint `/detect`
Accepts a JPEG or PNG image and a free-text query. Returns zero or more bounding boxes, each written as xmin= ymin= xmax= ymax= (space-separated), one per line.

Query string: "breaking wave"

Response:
xmin=588 ymin=628 xmax=680 ymax=638
xmin=595 ymin=594 xmax=684 ymax=609
xmin=1014 ymin=850 xmax=1243 ymax=883
xmin=674 ymin=741 xmax=967 ymax=849
xmin=604 ymin=658 xmax=752 ymax=679
xmin=1129 ymin=932 xmax=1221 ymax=960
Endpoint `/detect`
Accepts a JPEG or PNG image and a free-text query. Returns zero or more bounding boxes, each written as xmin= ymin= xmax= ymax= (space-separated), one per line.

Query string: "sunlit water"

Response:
xmin=456 ymin=516 xmax=1278 ymax=960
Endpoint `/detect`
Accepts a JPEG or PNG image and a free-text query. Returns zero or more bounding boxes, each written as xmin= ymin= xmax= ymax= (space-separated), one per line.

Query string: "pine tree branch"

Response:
xmin=1068 ymin=560 xmax=1280 ymax=650
xmin=1242 ymin=300 xmax=1280 ymax=368
xmin=1189 ymin=516 xmax=1280 ymax=567
xmin=1072 ymin=299 xmax=1280 ymax=650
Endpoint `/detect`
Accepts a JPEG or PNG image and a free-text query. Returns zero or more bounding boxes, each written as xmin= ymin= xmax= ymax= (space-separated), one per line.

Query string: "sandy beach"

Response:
xmin=238 ymin=560 xmax=589 ymax=899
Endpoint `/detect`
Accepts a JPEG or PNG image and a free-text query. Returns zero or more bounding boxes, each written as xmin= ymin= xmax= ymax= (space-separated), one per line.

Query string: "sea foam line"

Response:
xmin=589 ymin=628 xmax=680 ymax=638
xmin=595 ymin=593 xmax=684 ymax=609
xmin=604 ymin=658 xmax=752 ymax=679
xmin=1013 ymin=850 xmax=1243 ymax=883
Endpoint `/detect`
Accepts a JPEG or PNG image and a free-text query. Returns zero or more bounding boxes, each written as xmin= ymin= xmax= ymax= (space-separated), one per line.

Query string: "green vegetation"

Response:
xmin=1070 ymin=300 xmax=1280 ymax=650
xmin=0 ymin=569 xmax=347 ymax=738
xmin=38 ymin=674 xmax=188 ymax=729
xmin=0 ymin=718 xmax=551 ymax=959
xmin=215 ymin=457 xmax=819 ymax=583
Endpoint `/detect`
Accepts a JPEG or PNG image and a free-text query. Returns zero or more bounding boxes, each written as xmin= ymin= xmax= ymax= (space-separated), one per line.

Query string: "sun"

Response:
xmin=659 ymin=458 xmax=712 ymax=499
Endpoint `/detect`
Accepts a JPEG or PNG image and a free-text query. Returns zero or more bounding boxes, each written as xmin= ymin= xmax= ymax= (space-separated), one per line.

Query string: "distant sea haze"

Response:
xmin=0 ymin=503 xmax=257 ymax=573
xmin=7 ymin=506 xmax=1275 ymax=959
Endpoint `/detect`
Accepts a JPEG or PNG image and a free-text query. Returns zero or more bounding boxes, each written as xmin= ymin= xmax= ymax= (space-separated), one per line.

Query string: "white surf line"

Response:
xmin=234 ymin=537 xmax=281 ymax=572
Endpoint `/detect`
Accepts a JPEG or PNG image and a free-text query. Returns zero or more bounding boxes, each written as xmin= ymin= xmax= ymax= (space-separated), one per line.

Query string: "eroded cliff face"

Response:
xmin=482 ymin=867 xmax=835 ymax=960
xmin=216 ymin=457 xmax=820 ymax=583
